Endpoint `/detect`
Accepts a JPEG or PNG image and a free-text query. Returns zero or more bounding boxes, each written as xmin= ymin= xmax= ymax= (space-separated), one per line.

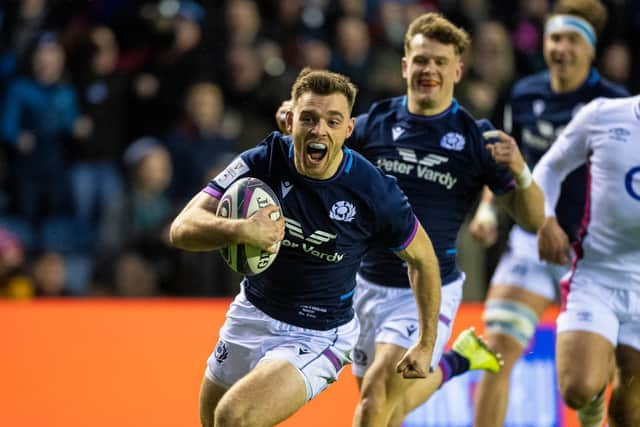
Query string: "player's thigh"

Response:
xmin=556 ymin=330 xmax=614 ymax=398
xmin=352 ymin=275 xmax=383 ymax=379
xmin=199 ymin=375 xmax=228 ymax=427
xmin=556 ymin=278 xmax=620 ymax=395
xmin=428 ymin=277 xmax=464 ymax=367
xmin=360 ymin=342 xmax=413 ymax=397
xmin=375 ymin=277 xmax=463 ymax=369
xmin=615 ymin=344 xmax=640 ymax=388
xmin=610 ymin=345 xmax=640 ymax=422
xmin=216 ymin=359 xmax=307 ymax=427
xmin=611 ymin=313 xmax=640 ymax=420
xmin=352 ymin=276 xmax=415 ymax=379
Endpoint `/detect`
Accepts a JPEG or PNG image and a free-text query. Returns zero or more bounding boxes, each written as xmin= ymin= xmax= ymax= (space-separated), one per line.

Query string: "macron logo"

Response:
xmin=298 ymin=347 xmax=311 ymax=355
xmin=392 ymin=126 xmax=405 ymax=141
xmin=281 ymin=180 xmax=293 ymax=198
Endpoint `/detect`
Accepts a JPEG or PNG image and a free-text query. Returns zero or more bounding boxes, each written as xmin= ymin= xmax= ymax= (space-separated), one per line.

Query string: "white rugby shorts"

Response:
xmin=557 ymin=266 xmax=640 ymax=351
xmin=205 ymin=288 xmax=359 ymax=401
xmin=490 ymin=248 xmax=570 ymax=300
xmin=351 ymin=273 xmax=464 ymax=378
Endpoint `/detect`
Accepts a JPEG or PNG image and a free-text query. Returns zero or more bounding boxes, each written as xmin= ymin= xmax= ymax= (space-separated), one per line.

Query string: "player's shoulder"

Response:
xmin=447 ymin=102 xmax=486 ymax=140
xmin=346 ymin=148 xmax=401 ymax=191
xmin=244 ymin=131 xmax=289 ymax=156
xmin=585 ymin=95 xmax=639 ymax=117
xmin=592 ymin=73 xmax=629 ymax=98
xmin=235 ymin=131 xmax=291 ymax=177
xmin=511 ymin=71 xmax=549 ymax=99
xmin=369 ymin=95 xmax=405 ymax=114
xmin=358 ymin=96 xmax=404 ymax=122
xmin=452 ymin=101 xmax=481 ymax=123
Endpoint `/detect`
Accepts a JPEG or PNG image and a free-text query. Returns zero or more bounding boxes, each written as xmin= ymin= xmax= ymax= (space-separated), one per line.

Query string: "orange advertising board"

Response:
xmin=0 ymin=300 xmax=579 ymax=426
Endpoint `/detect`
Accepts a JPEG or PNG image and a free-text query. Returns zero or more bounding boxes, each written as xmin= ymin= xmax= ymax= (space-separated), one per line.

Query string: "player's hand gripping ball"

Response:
xmin=216 ymin=177 xmax=281 ymax=275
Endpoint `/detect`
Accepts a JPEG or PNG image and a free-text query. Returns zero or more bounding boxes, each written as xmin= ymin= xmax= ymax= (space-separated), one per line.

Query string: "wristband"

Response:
xmin=515 ymin=164 xmax=533 ymax=189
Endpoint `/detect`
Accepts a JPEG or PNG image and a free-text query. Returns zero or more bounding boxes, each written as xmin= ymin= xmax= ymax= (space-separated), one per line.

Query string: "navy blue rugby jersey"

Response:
xmin=349 ymin=96 xmax=514 ymax=288
xmin=507 ymin=69 xmax=627 ymax=240
xmin=205 ymin=132 xmax=418 ymax=330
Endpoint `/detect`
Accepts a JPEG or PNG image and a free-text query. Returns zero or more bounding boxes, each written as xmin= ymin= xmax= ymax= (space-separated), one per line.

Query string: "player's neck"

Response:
xmin=322 ymin=150 xmax=344 ymax=180
xmin=550 ymin=67 xmax=591 ymax=93
xmin=408 ymin=98 xmax=452 ymax=117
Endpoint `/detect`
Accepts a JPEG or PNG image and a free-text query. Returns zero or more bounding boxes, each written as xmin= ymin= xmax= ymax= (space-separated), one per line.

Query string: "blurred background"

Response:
xmin=0 ymin=0 xmax=638 ymax=300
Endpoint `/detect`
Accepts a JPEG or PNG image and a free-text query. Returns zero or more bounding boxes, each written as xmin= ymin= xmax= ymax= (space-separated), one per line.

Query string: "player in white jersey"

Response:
xmin=533 ymin=95 xmax=640 ymax=427
xmin=470 ymin=2 xmax=627 ymax=426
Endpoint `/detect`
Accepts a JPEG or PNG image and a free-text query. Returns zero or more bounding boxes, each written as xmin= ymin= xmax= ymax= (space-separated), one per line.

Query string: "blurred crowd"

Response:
xmin=0 ymin=0 xmax=638 ymax=299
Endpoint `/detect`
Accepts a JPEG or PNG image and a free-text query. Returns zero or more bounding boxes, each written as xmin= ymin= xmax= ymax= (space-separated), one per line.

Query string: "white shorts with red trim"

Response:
xmin=558 ymin=268 xmax=640 ymax=351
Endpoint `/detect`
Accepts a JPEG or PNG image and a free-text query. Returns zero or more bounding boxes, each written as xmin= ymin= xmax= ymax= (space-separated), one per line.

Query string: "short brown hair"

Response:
xmin=290 ymin=68 xmax=358 ymax=111
xmin=551 ymin=0 xmax=608 ymax=35
xmin=404 ymin=13 xmax=471 ymax=56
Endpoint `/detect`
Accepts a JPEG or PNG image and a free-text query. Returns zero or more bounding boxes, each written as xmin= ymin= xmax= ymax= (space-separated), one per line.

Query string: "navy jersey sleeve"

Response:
xmin=204 ymin=133 xmax=277 ymax=198
xmin=475 ymin=119 xmax=516 ymax=196
xmin=371 ymin=170 xmax=419 ymax=251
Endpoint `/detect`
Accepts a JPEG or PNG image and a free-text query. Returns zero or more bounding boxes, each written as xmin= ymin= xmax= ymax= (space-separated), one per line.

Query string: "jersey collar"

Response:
xmin=398 ymin=96 xmax=459 ymax=121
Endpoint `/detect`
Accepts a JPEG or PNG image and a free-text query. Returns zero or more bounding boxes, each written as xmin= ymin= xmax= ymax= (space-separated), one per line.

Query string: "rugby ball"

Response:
xmin=216 ymin=177 xmax=281 ymax=275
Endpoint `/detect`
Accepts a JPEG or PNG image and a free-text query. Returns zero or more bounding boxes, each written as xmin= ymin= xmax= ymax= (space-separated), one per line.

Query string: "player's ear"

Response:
xmin=401 ymin=57 xmax=408 ymax=79
xmin=345 ymin=117 xmax=355 ymax=139
xmin=454 ymin=60 xmax=463 ymax=84
xmin=285 ymin=110 xmax=294 ymax=134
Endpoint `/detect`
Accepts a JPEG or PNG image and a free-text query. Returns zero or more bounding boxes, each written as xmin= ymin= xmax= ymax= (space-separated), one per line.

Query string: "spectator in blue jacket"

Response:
xmin=0 ymin=32 xmax=79 ymax=226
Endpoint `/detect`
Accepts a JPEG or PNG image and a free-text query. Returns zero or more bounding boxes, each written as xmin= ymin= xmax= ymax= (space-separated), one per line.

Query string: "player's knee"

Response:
xmin=483 ymin=299 xmax=539 ymax=350
xmin=558 ymin=377 xmax=601 ymax=409
xmin=214 ymin=398 xmax=257 ymax=427
xmin=357 ymin=394 xmax=392 ymax=424
xmin=359 ymin=383 xmax=391 ymax=418
xmin=199 ymin=409 xmax=213 ymax=427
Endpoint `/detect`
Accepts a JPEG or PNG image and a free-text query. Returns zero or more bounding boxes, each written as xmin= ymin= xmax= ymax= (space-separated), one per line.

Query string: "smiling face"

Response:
xmin=544 ymin=29 xmax=594 ymax=91
xmin=402 ymin=34 xmax=462 ymax=115
xmin=286 ymin=91 xmax=354 ymax=180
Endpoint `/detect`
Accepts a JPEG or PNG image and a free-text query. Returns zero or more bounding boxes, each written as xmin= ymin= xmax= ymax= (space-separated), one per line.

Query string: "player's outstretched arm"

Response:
xmin=169 ymin=192 xmax=284 ymax=252
xmin=487 ymin=130 xmax=545 ymax=233
xmin=394 ymin=223 xmax=441 ymax=379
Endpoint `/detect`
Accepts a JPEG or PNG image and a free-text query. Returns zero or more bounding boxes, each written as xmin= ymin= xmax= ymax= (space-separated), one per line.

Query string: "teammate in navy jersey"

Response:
xmin=170 ymin=68 xmax=442 ymax=427
xmin=469 ymin=2 xmax=629 ymax=426
xmin=349 ymin=14 xmax=545 ymax=427
xmin=280 ymin=13 xmax=544 ymax=427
